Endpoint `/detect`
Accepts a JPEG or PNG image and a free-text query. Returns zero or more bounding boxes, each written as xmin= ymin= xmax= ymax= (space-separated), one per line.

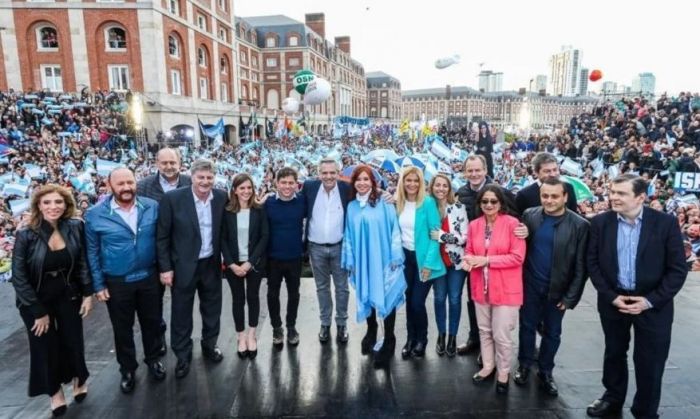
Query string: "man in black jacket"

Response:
xmin=515 ymin=152 xmax=578 ymax=214
xmin=514 ymin=178 xmax=590 ymax=396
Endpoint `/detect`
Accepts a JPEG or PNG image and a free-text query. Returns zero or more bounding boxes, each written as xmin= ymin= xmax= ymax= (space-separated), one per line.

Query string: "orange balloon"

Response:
xmin=589 ymin=69 xmax=603 ymax=82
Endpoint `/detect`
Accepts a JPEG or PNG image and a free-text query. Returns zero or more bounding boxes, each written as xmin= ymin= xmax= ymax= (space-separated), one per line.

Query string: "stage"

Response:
xmin=0 ymin=275 xmax=698 ymax=418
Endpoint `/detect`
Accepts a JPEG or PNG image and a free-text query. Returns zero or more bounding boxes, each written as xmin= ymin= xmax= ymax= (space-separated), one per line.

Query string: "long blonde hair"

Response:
xmin=28 ymin=184 xmax=78 ymax=231
xmin=428 ymin=174 xmax=455 ymax=218
xmin=395 ymin=166 xmax=426 ymax=214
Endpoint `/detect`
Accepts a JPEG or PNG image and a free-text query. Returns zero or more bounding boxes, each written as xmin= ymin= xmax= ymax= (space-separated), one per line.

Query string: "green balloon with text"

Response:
xmin=293 ymin=70 xmax=316 ymax=95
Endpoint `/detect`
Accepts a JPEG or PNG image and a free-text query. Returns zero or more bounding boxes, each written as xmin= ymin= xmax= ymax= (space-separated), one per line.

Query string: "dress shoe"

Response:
xmin=73 ymin=378 xmax=88 ymax=403
xmin=175 ymin=359 xmax=190 ymax=379
xmin=157 ymin=343 xmax=167 ymax=357
xmin=202 ymin=346 xmax=224 ymax=363
xmin=318 ymin=325 xmax=331 ymax=343
xmin=537 ymin=372 xmax=558 ymax=396
xmin=237 ymin=349 xmax=249 ymax=359
xmin=411 ymin=341 xmax=427 ymax=358
xmin=373 ymin=336 xmax=396 ymax=369
xmin=287 ymin=327 xmax=300 ymax=345
xmin=336 ymin=325 xmax=349 ymax=344
xmin=361 ymin=328 xmax=377 ymax=355
xmin=248 ymin=349 xmax=257 ymax=360
xmin=456 ymin=338 xmax=480 ymax=356
xmin=120 ymin=371 xmax=135 ymax=394
xmin=496 ymin=378 xmax=509 ymax=394
xmin=436 ymin=333 xmax=446 ymax=356
xmin=401 ymin=341 xmax=414 ymax=360
xmin=513 ymin=365 xmax=530 ymax=385
xmin=476 ymin=353 xmax=483 ymax=367
xmin=51 ymin=404 xmax=67 ymax=417
xmin=586 ymin=399 xmax=622 ymax=417
xmin=74 ymin=392 xmax=87 ymax=403
xmin=471 ymin=370 xmax=495 ymax=385
xmin=272 ymin=327 xmax=284 ymax=346
xmin=147 ymin=361 xmax=166 ymax=381
xmin=445 ymin=335 xmax=457 ymax=357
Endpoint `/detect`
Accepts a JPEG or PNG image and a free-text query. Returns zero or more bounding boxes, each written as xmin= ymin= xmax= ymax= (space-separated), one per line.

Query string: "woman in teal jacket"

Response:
xmin=395 ymin=166 xmax=446 ymax=359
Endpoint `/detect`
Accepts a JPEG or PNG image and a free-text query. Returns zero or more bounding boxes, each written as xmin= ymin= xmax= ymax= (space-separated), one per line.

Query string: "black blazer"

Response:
xmin=156 ymin=187 xmax=227 ymax=287
xmin=586 ymin=207 xmax=687 ymax=311
xmin=11 ymin=219 xmax=92 ymax=318
xmin=302 ymin=179 xmax=351 ymax=242
xmin=515 ymin=181 xmax=578 ymax=215
xmin=221 ymin=206 xmax=269 ymax=276
xmin=136 ymin=172 xmax=192 ymax=202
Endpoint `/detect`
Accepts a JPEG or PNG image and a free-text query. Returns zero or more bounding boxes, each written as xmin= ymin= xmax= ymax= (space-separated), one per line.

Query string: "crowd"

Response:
xmin=2 ymin=88 xmax=699 ymax=418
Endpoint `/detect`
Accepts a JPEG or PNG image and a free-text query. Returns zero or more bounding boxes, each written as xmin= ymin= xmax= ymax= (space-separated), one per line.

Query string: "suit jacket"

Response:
xmin=136 ymin=172 xmax=192 ymax=202
xmin=586 ymin=207 xmax=687 ymax=312
xmin=156 ymin=187 xmax=227 ymax=287
xmin=515 ymin=181 xmax=578 ymax=215
xmin=302 ymin=179 xmax=351 ymax=243
xmin=221 ymin=206 xmax=269 ymax=277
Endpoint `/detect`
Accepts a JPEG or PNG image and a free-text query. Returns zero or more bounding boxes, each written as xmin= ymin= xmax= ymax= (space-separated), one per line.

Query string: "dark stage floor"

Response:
xmin=1 ymin=275 xmax=699 ymax=419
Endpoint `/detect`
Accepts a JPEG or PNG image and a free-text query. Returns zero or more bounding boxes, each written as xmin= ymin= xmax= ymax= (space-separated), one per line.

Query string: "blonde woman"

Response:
xmin=428 ymin=174 xmax=468 ymax=357
xmin=395 ymin=166 xmax=446 ymax=359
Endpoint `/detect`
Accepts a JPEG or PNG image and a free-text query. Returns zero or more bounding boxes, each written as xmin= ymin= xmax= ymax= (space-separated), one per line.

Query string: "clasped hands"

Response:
xmin=229 ymin=262 xmax=252 ymax=277
xmin=461 ymin=255 xmax=488 ymax=272
xmin=612 ymin=295 xmax=651 ymax=315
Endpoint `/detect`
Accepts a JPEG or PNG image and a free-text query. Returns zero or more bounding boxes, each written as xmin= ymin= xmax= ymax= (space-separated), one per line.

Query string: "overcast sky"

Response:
xmin=235 ymin=0 xmax=697 ymax=95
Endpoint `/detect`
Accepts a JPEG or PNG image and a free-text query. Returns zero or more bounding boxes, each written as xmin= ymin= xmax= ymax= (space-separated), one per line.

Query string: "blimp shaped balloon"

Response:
xmin=589 ymin=69 xmax=603 ymax=82
xmin=282 ymin=97 xmax=300 ymax=114
xmin=303 ymin=78 xmax=332 ymax=106
xmin=434 ymin=54 xmax=460 ymax=69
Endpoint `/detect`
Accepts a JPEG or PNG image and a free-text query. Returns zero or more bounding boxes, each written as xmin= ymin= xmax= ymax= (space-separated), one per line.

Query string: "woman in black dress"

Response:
xmin=11 ymin=185 xmax=93 ymax=417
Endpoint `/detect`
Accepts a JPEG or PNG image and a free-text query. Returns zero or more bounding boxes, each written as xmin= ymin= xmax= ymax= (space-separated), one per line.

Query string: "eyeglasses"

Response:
xmin=480 ymin=199 xmax=500 ymax=206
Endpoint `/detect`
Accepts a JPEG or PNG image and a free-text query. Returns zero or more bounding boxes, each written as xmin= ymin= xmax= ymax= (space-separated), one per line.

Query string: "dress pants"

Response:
xmin=19 ymin=286 xmax=89 ymax=397
xmin=225 ymin=267 xmax=261 ymax=332
xmin=308 ymin=242 xmax=349 ymax=327
xmin=105 ymin=275 xmax=161 ymax=374
xmin=475 ymin=302 xmax=519 ymax=375
xmin=598 ymin=296 xmax=673 ymax=419
xmin=403 ymin=249 xmax=432 ymax=345
xmin=170 ymin=256 xmax=222 ymax=362
xmin=267 ymin=258 xmax=302 ymax=329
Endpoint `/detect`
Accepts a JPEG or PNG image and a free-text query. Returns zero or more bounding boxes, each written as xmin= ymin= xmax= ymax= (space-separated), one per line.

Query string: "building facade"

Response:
xmin=401 ymin=86 xmax=598 ymax=129
xmin=579 ymin=68 xmax=589 ymax=96
xmin=631 ymin=72 xmax=656 ymax=98
xmin=366 ymin=71 xmax=401 ymax=124
xmin=548 ymin=45 xmax=583 ymax=97
xmin=478 ymin=70 xmax=503 ymax=93
xmin=534 ymin=75 xmax=547 ymax=93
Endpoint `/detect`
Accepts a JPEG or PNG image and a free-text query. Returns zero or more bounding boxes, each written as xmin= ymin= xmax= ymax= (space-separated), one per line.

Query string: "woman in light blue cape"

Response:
xmin=341 ymin=165 xmax=405 ymax=368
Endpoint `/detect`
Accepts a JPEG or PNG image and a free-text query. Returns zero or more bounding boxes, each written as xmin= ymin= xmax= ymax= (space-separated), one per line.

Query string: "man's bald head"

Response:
xmin=156 ymin=147 xmax=181 ymax=181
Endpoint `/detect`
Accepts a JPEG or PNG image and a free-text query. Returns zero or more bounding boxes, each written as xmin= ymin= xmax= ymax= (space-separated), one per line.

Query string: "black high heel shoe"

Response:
xmin=237 ymin=349 xmax=249 ymax=359
xmin=472 ymin=370 xmax=495 ymax=385
xmin=496 ymin=378 xmax=510 ymax=394
xmin=51 ymin=404 xmax=67 ymax=417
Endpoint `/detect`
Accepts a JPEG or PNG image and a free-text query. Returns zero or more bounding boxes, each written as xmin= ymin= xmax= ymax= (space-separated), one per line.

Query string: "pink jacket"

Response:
xmin=466 ymin=214 xmax=526 ymax=306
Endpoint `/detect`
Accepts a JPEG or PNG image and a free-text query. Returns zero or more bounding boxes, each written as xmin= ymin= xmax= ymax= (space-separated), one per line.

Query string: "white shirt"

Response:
xmin=159 ymin=174 xmax=179 ymax=193
xmin=111 ymin=197 xmax=138 ymax=234
xmin=308 ymin=183 xmax=344 ymax=245
xmin=193 ymin=190 xmax=214 ymax=259
xmin=399 ymin=201 xmax=416 ymax=251
xmin=237 ymin=209 xmax=250 ymax=262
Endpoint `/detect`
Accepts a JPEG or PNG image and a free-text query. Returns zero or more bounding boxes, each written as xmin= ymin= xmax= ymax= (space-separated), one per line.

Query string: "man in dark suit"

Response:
xmin=586 ymin=174 xmax=687 ymax=419
xmin=302 ymin=158 xmax=352 ymax=344
xmin=157 ymin=159 xmax=227 ymax=379
xmin=136 ymin=147 xmax=191 ymax=356
xmin=515 ymin=152 xmax=578 ymax=214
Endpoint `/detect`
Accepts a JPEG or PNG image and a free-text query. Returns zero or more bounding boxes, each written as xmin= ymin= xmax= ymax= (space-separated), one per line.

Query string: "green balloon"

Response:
xmin=293 ymin=69 xmax=316 ymax=95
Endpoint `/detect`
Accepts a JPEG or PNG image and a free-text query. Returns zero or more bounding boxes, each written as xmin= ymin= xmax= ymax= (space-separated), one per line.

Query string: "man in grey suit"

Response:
xmin=157 ymin=159 xmax=227 ymax=379
xmin=137 ymin=147 xmax=191 ymax=356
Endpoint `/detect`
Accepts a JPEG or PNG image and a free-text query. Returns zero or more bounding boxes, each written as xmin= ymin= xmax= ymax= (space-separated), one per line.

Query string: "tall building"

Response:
xmin=579 ymin=68 xmax=589 ymax=95
xmin=601 ymin=81 xmax=617 ymax=94
xmin=478 ymin=70 xmax=503 ymax=93
xmin=548 ymin=45 xmax=583 ymax=96
xmin=631 ymin=72 xmax=656 ymax=97
xmin=534 ymin=75 xmax=547 ymax=93
xmin=366 ymin=71 xmax=401 ymax=123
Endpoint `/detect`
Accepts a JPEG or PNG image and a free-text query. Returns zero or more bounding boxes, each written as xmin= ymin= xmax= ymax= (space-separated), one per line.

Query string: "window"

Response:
xmin=221 ymin=83 xmax=228 ymax=102
xmin=265 ymin=57 xmax=277 ymax=68
xmin=252 ymin=88 xmax=258 ymax=100
xmin=288 ymin=58 xmax=300 ymax=67
xmin=105 ymin=27 xmax=127 ymax=50
xmin=168 ymin=0 xmax=179 ymax=15
xmin=241 ymin=85 xmax=248 ymax=99
xmin=37 ymin=27 xmax=59 ymax=50
xmin=168 ymin=35 xmax=180 ymax=58
xmin=198 ymin=47 xmax=208 ymax=67
xmin=266 ymin=89 xmax=279 ymax=109
xmin=218 ymin=28 xmax=227 ymax=42
xmin=197 ymin=14 xmax=207 ymax=31
xmin=239 ymin=51 xmax=247 ymax=64
xmin=199 ymin=77 xmax=208 ymax=99
xmin=265 ymin=37 xmax=276 ymax=48
xmin=170 ymin=70 xmax=182 ymax=95
xmin=251 ymin=72 xmax=258 ymax=82
xmin=217 ymin=0 xmax=227 ymax=11
xmin=288 ymin=35 xmax=298 ymax=47
xmin=41 ymin=65 xmax=62 ymax=92
xmin=220 ymin=56 xmax=228 ymax=74
xmin=108 ymin=65 xmax=129 ymax=91
xmin=251 ymin=56 xmax=258 ymax=68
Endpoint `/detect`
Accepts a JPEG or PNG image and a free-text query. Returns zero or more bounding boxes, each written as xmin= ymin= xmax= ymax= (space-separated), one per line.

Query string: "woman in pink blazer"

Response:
xmin=463 ymin=184 xmax=526 ymax=395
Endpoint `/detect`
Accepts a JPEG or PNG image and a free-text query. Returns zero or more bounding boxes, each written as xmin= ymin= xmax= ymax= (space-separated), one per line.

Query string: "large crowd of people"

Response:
xmin=2 ymin=88 xmax=699 ymax=418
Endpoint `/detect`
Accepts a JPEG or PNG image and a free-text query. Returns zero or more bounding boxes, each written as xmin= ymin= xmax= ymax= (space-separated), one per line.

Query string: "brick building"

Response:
xmin=366 ymin=71 xmax=401 ymax=125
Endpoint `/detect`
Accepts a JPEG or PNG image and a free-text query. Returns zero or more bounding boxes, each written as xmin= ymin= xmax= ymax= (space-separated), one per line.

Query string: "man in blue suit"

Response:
xmin=302 ymin=158 xmax=352 ymax=344
xmin=586 ymin=174 xmax=688 ymax=419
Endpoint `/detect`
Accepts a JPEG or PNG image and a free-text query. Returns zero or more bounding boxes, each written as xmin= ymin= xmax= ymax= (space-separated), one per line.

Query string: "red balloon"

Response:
xmin=589 ymin=69 xmax=603 ymax=82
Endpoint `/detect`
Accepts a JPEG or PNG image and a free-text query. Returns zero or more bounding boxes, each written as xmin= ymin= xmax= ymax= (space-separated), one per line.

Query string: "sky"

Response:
xmin=235 ymin=0 xmax=698 ymax=95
